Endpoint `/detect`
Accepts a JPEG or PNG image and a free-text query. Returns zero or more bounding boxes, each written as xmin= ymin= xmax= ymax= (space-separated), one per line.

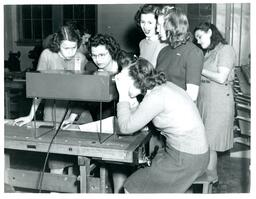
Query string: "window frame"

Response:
xmin=16 ymin=5 xmax=97 ymax=46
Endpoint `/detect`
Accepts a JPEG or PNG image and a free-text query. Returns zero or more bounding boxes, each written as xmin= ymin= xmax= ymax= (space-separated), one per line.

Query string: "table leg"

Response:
xmin=5 ymin=151 xmax=11 ymax=184
xmin=78 ymin=156 xmax=90 ymax=193
xmin=100 ymin=164 xmax=108 ymax=193
xmin=4 ymin=90 xmax=10 ymax=119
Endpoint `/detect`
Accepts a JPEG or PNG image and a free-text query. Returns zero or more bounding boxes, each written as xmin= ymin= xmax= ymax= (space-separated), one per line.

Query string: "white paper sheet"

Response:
xmin=78 ymin=116 xmax=116 ymax=134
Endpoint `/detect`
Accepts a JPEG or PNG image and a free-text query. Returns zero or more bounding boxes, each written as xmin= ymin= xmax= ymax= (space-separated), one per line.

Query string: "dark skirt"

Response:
xmin=124 ymin=146 xmax=209 ymax=193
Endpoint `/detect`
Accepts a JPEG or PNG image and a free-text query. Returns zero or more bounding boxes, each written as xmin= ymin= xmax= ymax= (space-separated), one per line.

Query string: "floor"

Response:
xmin=212 ymin=142 xmax=250 ymax=193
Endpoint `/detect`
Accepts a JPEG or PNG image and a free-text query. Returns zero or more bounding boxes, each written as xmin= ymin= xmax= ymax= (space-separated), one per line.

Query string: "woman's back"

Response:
xmin=149 ymin=82 xmax=208 ymax=154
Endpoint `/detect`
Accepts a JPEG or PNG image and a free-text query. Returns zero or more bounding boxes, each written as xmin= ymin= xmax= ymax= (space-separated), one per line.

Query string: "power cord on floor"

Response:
xmin=37 ymin=101 xmax=70 ymax=193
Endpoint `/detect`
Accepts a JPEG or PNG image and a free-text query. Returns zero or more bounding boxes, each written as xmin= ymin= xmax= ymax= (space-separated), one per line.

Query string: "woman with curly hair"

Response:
xmin=14 ymin=24 xmax=87 ymax=127
xmin=82 ymin=33 xmax=121 ymax=75
xmin=62 ymin=33 xmax=122 ymax=127
xmin=134 ymin=4 xmax=167 ymax=67
xmin=156 ymin=7 xmax=204 ymax=102
xmin=115 ymin=57 xmax=209 ymax=193
xmin=13 ymin=25 xmax=88 ymax=174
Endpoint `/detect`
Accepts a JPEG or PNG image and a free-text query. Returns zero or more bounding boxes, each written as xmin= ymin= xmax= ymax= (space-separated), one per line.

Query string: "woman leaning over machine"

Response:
xmin=115 ymin=56 xmax=209 ymax=193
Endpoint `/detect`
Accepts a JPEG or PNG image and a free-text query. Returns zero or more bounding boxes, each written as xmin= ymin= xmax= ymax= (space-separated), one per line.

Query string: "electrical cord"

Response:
xmin=38 ymin=101 xmax=70 ymax=193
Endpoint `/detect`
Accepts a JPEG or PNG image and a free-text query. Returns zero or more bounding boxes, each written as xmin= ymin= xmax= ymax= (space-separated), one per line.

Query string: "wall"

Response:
xmin=4 ymin=5 xmax=34 ymax=71
xmin=97 ymin=4 xmax=144 ymax=54
xmin=4 ymin=4 xmax=251 ymax=70
xmin=4 ymin=4 xmax=144 ymax=71
xmin=4 ymin=6 xmax=13 ymax=60
xmin=216 ymin=3 xmax=250 ymax=65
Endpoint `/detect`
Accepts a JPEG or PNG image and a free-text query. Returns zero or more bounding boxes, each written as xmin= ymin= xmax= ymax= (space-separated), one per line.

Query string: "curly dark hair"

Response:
xmin=158 ymin=7 xmax=192 ymax=48
xmin=49 ymin=25 xmax=82 ymax=52
xmin=88 ymin=34 xmax=121 ymax=61
xmin=134 ymin=4 xmax=161 ymax=26
xmin=129 ymin=58 xmax=166 ymax=95
xmin=117 ymin=50 xmax=137 ymax=70
xmin=194 ymin=22 xmax=227 ymax=51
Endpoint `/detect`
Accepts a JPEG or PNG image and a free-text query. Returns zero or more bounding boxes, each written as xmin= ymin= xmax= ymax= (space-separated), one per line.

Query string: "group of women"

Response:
xmin=13 ymin=4 xmax=236 ymax=193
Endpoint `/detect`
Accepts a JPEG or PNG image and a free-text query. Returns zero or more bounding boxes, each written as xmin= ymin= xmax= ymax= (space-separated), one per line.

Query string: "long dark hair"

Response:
xmin=49 ymin=25 xmax=81 ymax=52
xmin=194 ymin=22 xmax=227 ymax=51
xmin=129 ymin=58 xmax=166 ymax=95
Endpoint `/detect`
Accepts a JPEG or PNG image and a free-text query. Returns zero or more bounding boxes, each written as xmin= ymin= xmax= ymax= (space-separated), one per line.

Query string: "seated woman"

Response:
xmin=114 ymin=57 xmax=209 ymax=193
xmin=13 ymin=24 xmax=88 ymax=175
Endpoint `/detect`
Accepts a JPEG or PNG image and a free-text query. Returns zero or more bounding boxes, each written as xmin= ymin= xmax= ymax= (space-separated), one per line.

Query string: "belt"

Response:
xmin=201 ymin=79 xmax=211 ymax=83
xmin=201 ymin=79 xmax=232 ymax=86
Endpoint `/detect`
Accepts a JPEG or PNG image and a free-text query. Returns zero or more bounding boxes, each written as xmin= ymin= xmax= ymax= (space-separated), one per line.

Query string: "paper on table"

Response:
xmin=78 ymin=116 xmax=116 ymax=134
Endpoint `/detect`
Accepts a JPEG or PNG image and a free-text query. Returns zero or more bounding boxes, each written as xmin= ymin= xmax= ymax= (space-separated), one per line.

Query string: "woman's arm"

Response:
xmin=37 ymin=49 xmax=49 ymax=71
xmin=117 ymin=93 xmax=163 ymax=134
xmin=115 ymin=69 xmax=163 ymax=134
xmin=186 ymin=83 xmax=199 ymax=102
xmin=186 ymin=44 xmax=204 ymax=100
xmin=202 ymin=66 xmax=231 ymax=84
xmin=13 ymin=98 xmax=41 ymax=126
xmin=203 ymin=45 xmax=236 ymax=84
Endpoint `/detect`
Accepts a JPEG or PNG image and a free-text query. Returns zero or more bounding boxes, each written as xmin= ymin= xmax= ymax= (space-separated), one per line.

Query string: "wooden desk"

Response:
xmin=5 ymin=122 xmax=151 ymax=193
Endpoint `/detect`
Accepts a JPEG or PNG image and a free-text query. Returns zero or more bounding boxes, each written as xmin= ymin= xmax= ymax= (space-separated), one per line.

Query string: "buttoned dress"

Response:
xmin=197 ymin=43 xmax=236 ymax=151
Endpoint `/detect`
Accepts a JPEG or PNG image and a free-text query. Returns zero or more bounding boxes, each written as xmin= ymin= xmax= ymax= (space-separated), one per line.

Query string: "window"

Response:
xmin=17 ymin=5 xmax=97 ymax=45
xmin=63 ymin=5 xmax=97 ymax=35
xmin=187 ymin=4 xmax=215 ymax=33
xmin=18 ymin=5 xmax=53 ymax=44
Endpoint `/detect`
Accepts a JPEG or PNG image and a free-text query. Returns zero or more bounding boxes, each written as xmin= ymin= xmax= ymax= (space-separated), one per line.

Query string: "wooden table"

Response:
xmin=4 ymin=122 xmax=151 ymax=193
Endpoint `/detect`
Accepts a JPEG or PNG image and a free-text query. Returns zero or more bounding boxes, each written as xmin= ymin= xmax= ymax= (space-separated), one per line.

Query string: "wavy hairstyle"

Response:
xmin=49 ymin=25 xmax=82 ymax=52
xmin=129 ymin=58 xmax=166 ymax=95
xmin=88 ymin=34 xmax=121 ymax=61
xmin=134 ymin=4 xmax=161 ymax=26
xmin=117 ymin=50 xmax=137 ymax=70
xmin=194 ymin=22 xmax=227 ymax=51
xmin=158 ymin=7 xmax=192 ymax=48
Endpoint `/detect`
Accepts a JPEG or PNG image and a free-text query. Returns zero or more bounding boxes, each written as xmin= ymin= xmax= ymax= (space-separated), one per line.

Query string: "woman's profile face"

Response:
xmin=157 ymin=15 xmax=167 ymax=42
xmin=59 ymin=40 xmax=78 ymax=60
xmin=140 ymin=13 xmax=157 ymax=39
xmin=91 ymin=45 xmax=112 ymax=70
xmin=195 ymin=29 xmax=211 ymax=49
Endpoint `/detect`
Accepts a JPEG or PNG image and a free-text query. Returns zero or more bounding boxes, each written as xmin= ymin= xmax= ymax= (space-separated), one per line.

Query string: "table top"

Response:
xmin=5 ymin=121 xmax=151 ymax=164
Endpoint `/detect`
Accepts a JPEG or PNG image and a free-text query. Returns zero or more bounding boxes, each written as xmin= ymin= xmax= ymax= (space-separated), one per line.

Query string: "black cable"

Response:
xmin=38 ymin=101 xmax=71 ymax=193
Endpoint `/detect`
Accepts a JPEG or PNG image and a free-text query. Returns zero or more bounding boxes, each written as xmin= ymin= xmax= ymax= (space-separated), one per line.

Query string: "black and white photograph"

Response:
xmin=2 ymin=0 xmax=254 ymax=197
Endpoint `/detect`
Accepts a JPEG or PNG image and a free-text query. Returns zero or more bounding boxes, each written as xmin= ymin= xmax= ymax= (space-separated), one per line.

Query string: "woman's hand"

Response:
xmin=61 ymin=113 xmax=78 ymax=130
xmin=13 ymin=115 xmax=33 ymax=127
xmin=115 ymin=69 xmax=132 ymax=102
xmin=202 ymin=67 xmax=231 ymax=84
